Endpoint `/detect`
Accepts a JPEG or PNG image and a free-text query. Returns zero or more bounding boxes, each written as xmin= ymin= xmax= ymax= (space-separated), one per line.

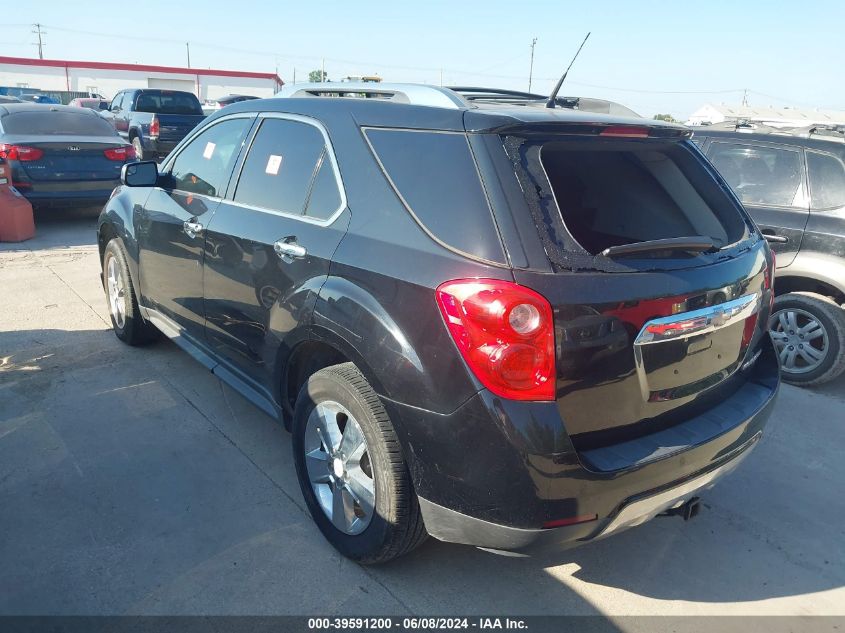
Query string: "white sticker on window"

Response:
xmin=265 ymin=154 xmax=283 ymax=175
xmin=202 ymin=142 xmax=216 ymax=159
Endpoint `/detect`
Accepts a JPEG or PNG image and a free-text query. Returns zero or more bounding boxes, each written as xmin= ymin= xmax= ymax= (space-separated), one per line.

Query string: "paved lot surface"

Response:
xmin=1 ymin=216 xmax=844 ymax=618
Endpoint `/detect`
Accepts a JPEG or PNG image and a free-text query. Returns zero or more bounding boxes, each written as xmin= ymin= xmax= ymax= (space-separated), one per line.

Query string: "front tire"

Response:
xmin=103 ymin=239 xmax=158 ymax=345
xmin=769 ymin=291 xmax=845 ymax=386
xmin=292 ymin=362 xmax=427 ymax=564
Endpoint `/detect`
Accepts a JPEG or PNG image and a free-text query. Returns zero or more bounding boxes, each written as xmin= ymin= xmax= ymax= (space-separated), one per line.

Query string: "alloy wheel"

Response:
xmin=304 ymin=400 xmax=375 ymax=535
xmin=106 ymin=255 xmax=127 ymax=329
xmin=769 ymin=307 xmax=829 ymax=374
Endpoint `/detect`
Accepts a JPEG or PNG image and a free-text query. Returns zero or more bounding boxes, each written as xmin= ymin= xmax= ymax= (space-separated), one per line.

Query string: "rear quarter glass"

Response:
xmin=364 ymin=128 xmax=507 ymax=265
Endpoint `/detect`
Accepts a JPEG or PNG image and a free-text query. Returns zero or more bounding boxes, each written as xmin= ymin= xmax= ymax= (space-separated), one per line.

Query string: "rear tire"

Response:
xmin=769 ymin=292 xmax=845 ymax=386
xmin=292 ymin=362 xmax=427 ymax=564
xmin=103 ymin=239 xmax=158 ymax=346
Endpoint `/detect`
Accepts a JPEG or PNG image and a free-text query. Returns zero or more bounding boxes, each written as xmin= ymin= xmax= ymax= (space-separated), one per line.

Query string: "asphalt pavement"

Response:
xmin=1 ymin=215 xmax=843 ymax=619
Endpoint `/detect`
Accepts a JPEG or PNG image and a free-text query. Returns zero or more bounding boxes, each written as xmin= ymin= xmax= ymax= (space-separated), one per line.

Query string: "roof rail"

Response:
xmin=450 ymin=86 xmax=578 ymax=107
xmin=449 ymin=86 xmax=639 ymax=117
xmin=274 ymin=83 xmax=641 ymax=118
xmin=275 ymin=82 xmax=468 ymax=109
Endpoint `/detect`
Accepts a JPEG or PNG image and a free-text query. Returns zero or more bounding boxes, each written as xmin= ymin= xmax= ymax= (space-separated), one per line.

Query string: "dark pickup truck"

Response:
xmin=100 ymin=89 xmax=206 ymax=161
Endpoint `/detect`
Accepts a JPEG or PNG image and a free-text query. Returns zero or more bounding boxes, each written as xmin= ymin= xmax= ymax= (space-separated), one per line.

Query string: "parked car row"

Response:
xmin=0 ymin=89 xmax=263 ymax=211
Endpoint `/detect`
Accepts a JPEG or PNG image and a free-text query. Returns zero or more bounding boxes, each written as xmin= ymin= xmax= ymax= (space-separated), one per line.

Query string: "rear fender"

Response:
xmin=779 ymin=250 xmax=845 ymax=298
xmin=310 ymin=275 xmax=425 ymax=402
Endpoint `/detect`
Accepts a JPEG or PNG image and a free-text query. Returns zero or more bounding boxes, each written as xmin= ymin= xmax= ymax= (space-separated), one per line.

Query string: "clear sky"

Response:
xmin=3 ymin=0 xmax=843 ymax=119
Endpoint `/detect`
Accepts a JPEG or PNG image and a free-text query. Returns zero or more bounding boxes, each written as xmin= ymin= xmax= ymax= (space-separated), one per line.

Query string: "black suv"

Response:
xmin=97 ymin=85 xmax=779 ymax=563
xmin=692 ymin=122 xmax=845 ymax=385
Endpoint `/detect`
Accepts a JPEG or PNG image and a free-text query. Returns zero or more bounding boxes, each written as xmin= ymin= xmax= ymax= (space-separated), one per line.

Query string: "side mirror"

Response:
xmin=122 ymin=161 xmax=159 ymax=187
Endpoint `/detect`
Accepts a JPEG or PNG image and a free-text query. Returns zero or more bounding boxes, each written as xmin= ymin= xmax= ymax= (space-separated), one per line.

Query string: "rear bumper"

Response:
xmin=417 ymin=428 xmax=761 ymax=552
xmin=390 ymin=338 xmax=779 ymax=553
xmin=20 ymin=184 xmax=116 ymax=209
xmin=145 ymin=139 xmax=178 ymax=157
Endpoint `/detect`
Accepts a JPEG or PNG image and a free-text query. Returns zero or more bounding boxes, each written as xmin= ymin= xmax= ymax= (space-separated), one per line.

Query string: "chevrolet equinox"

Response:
xmin=97 ymin=84 xmax=780 ymax=563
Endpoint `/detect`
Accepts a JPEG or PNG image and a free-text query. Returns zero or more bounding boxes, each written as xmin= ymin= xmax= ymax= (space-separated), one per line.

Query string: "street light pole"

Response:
xmin=186 ymin=42 xmax=191 ymax=68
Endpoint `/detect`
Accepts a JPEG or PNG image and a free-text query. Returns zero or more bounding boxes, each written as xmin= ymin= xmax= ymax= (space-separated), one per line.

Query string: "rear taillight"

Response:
xmin=436 ymin=279 xmax=556 ymax=401
xmin=0 ymin=144 xmax=44 ymax=162
xmin=149 ymin=116 xmax=160 ymax=139
xmin=103 ymin=146 xmax=136 ymax=161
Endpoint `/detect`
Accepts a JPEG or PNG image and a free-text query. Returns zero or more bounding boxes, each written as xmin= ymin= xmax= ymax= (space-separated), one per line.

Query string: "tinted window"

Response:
xmin=134 ymin=90 xmax=203 ymax=115
xmin=807 ymin=151 xmax=845 ymax=209
xmin=1 ymin=111 xmax=118 ymax=136
xmin=234 ymin=118 xmax=329 ymax=215
xmin=366 ymin=129 xmax=504 ymax=262
xmin=304 ymin=150 xmax=342 ymax=219
xmin=707 ymin=142 xmax=804 ymax=207
xmin=169 ymin=118 xmax=252 ymax=197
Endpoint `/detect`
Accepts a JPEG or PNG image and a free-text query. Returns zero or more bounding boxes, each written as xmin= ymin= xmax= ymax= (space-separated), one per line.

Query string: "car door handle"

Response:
xmin=274 ymin=239 xmax=307 ymax=259
xmin=183 ymin=220 xmax=204 ymax=237
xmin=761 ymin=230 xmax=788 ymax=244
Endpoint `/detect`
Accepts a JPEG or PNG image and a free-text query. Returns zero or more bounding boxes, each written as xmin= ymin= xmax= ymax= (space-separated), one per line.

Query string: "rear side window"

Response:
xmin=707 ymin=142 xmax=805 ymax=208
xmin=807 ymin=151 xmax=845 ymax=209
xmin=134 ymin=91 xmax=203 ymax=115
xmin=234 ymin=118 xmax=342 ymax=219
xmin=365 ymin=129 xmax=504 ymax=263
xmin=1 ymin=111 xmax=118 ymax=136
xmin=534 ymin=139 xmax=746 ymax=256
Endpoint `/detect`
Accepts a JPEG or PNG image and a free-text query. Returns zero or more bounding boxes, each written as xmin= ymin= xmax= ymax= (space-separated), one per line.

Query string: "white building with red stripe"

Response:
xmin=0 ymin=55 xmax=283 ymax=102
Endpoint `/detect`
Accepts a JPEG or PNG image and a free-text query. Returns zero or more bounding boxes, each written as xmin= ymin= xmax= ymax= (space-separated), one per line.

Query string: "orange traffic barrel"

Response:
xmin=0 ymin=159 xmax=35 ymax=242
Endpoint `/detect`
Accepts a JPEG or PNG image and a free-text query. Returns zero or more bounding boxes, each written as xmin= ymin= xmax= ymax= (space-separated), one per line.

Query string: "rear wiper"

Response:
xmin=600 ymin=236 xmax=718 ymax=258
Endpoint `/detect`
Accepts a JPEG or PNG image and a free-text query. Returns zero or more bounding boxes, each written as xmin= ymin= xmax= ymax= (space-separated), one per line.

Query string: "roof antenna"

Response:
xmin=546 ymin=32 xmax=591 ymax=108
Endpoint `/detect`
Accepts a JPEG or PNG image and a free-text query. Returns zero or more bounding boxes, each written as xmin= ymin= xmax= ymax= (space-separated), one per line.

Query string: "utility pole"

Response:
xmin=32 ymin=23 xmax=45 ymax=59
xmin=186 ymin=42 xmax=191 ymax=68
xmin=528 ymin=37 xmax=537 ymax=93
xmin=321 ymin=58 xmax=325 ymax=82
xmin=742 ymin=88 xmax=748 ymax=107
xmin=439 ymin=68 xmax=443 ymax=87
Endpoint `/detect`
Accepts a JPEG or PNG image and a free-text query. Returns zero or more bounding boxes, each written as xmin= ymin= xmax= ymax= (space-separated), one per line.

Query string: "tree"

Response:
xmin=308 ymin=69 xmax=328 ymax=83
xmin=653 ymin=113 xmax=678 ymax=123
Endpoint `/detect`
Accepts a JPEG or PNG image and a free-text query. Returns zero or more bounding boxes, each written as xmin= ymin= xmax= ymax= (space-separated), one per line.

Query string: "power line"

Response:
xmin=7 ymin=22 xmax=828 ymax=106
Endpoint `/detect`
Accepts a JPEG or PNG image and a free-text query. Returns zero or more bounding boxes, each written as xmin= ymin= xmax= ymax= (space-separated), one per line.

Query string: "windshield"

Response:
xmin=1 ymin=110 xmax=119 ymax=136
xmin=134 ymin=91 xmax=203 ymax=115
